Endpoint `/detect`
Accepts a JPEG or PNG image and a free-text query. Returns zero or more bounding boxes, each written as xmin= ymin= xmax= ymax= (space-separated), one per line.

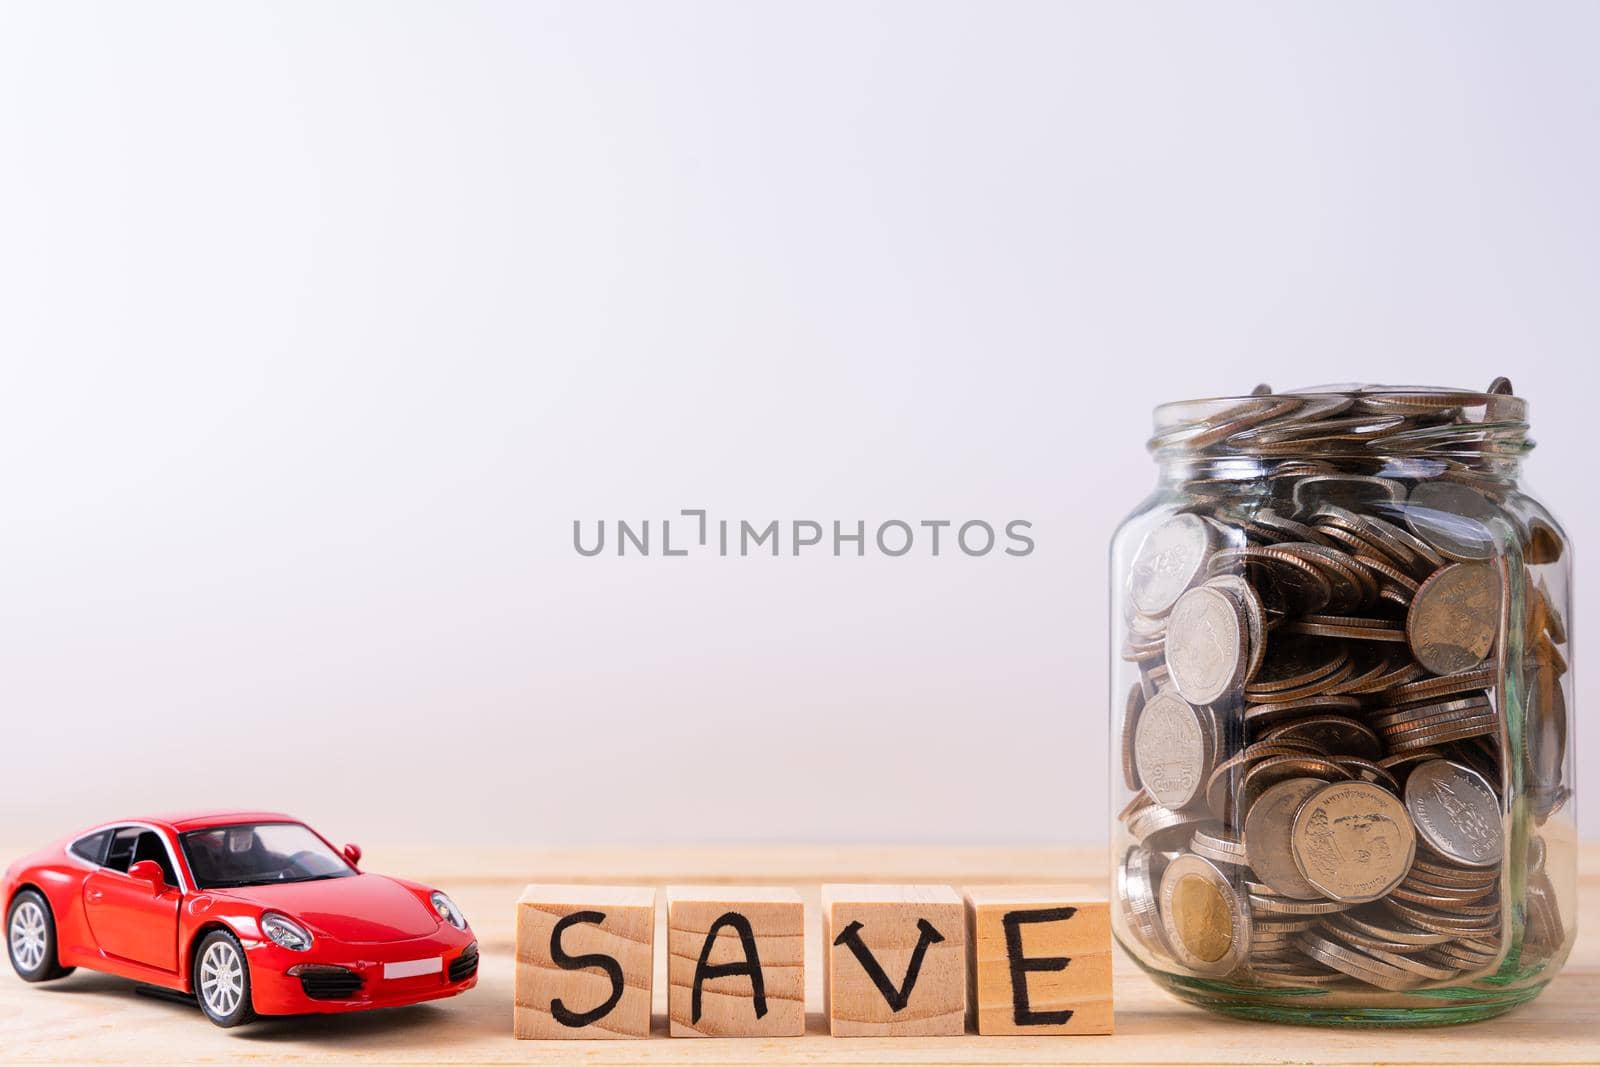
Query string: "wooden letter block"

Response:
xmin=514 ymin=885 xmax=655 ymax=1039
xmin=963 ymin=887 xmax=1112 ymax=1035
xmin=666 ymin=886 xmax=805 ymax=1037
xmin=820 ymin=884 xmax=966 ymax=1036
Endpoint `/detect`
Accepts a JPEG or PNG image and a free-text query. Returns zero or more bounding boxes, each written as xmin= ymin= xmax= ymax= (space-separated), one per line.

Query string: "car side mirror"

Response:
xmin=343 ymin=843 xmax=362 ymax=868
xmin=128 ymin=859 xmax=167 ymax=891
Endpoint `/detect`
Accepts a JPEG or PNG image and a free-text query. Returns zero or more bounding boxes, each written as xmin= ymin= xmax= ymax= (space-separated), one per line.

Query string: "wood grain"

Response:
xmin=665 ymin=886 xmax=804 ymax=1037
xmin=964 ymin=886 xmax=1113 ymax=1035
xmin=514 ymin=885 xmax=655 ymax=1039
xmin=820 ymin=884 xmax=966 ymax=1037
xmin=0 ymin=842 xmax=1596 ymax=1064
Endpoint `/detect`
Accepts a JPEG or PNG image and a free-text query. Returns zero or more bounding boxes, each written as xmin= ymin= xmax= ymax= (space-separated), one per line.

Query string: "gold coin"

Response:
xmin=1158 ymin=854 xmax=1249 ymax=976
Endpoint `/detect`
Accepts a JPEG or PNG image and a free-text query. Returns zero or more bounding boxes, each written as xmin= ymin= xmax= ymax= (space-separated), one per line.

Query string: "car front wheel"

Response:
xmin=195 ymin=930 xmax=255 ymax=1027
xmin=8 ymin=889 xmax=73 ymax=982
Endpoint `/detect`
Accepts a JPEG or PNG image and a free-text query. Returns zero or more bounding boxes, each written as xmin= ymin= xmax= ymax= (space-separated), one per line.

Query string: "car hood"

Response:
xmin=213 ymin=874 xmax=441 ymax=942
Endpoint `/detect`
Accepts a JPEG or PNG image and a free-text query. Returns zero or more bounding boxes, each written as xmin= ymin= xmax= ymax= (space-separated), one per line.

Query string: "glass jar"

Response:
xmin=1109 ymin=382 xmax=1575 ymax=1026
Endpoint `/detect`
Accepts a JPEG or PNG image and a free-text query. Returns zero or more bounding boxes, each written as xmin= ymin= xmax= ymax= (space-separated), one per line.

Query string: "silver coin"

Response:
xmin=1291 ymin=781 xmax=1416 ymax=904
xmin=1242 ymin=777 xmax=1325 ymax=900
xmin=1297 ymin=932 xmax=1422 ymax=991
xmin=1114 ymin=385 xmax=1556 ymax=989
xmin=1131 ymin=514 xmax=1214 ymax=616
xmin=1133 ymin=691 xmax=1212 ymax=809
xmin=1117 ymin=846 xmax=1171 ymax=959
xmin=1204 ymin=574 xmax=1266 ymax=685
xmin=1403 ymin=759 xmax=1503 ymax=868
xmin=1165 ymin=586 xmax=1247 ymax=705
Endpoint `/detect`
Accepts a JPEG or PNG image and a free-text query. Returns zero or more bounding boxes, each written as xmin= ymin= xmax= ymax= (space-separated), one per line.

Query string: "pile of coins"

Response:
xmin=1115 ymin=382 xmax=1571 ymax=993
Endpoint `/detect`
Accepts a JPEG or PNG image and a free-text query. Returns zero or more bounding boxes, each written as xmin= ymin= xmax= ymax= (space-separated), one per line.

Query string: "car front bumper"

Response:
xmin=245 ymin=928 xmax=478 ymax=1015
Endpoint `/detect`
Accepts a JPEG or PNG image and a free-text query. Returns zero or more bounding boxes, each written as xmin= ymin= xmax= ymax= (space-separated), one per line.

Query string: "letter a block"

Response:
xmin=820 ymin=884 xmax=966 ymax=1036
xmin=963 ymin=887 xmax=1113 ymax=1035
xmin=666 ymin=886 xmax=805 ymax=1037
xmin=514 ymin=885 xmax=656 ymax=1039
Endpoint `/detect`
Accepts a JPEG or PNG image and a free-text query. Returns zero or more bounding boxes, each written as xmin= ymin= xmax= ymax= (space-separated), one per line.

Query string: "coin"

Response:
xmin=1337 ymin=652 xmax=1423 ymax=695
xmin=1384 ymin=717 xmax=1497 ymax=752
xmin=1118 ymin=384 xmax=1563 ymax=992
xmin=1290 ymin=781 xmax=1416 ymax=904
xmin=1328 ymin=929 xmax=1460 ymax=981
xmin=1370 ymin=695 xmax=1493 ymax=730
xmin=1403 ymin=760 xmax=1502 ymax=868
xmin=1261 ymin=716 xmax=1381 ymax=760
xmin=1117 ymin=846 xmax=1170 ymax=958
xmin=1191 ymin=828 xmax=1250 ymax=868
xmin=1244 ymin=636 xmax=1348 ymax=698
xmin=1211 ymin=546 xmax=1334 ymax=615
xmin=1410 ymin=854 xmax=1498 ymax=888
xmin=1240 ymin=693 xmax=1361 ymax=728
xmin=1204 ymin=574 xmax=1266 ymax=684
xmin=1301 ymin=544 xmax=1379 ymax=610
xmin=1203 ymin=740 xmax=1323 ymax=822
xmin=1353 ymin=553 xmax=1419 ymax=597
xmin=1242 ymin=777 xmax=1325 ymax=900
xmin=1406 ymin=563 xmax=1501 ymax=675
xmin=1405 ymin=482 xmax=1503 ymax=561
xmin=1127 ymin=800 xmax=1208 ymax=852
xmin=1325 ymin=756 xmax=1399 ymax=793
xmin=1158 ymin=854 xmax=1250 ymax=976
xmin=1524 ymin=515 xmax=1565 ymax=565
xmin=1282 ymin=614 xmax=1406 ymax=642
xmin=1133 ymin=691 xmax=1213 ymax=809
xmin=1253 ymin=509 xmax=1335 ymax=547
xmin=1291 ymin=475 xmax=1407 ymax=515
xmin=1375 ymin=667 xmax=1495 ymax=705
xmin=1121 ymin=684 xmax=1145 ymax=791
xmin=1165 ymin=586 xmax=1247 ymax=705
xmin=1296 ymin=932 xmax=1421 ymax=991
xmin=1338 ymin=908 xmax=1452 ymax=947
xmin=1131 ymin=514 xmax=1214 ymax=616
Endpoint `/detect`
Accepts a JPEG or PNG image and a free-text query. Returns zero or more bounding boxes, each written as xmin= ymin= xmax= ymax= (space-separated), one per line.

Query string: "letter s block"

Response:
xmin=666 ymin=886 xmax=805 ymax=1037
xmin=963 ymin=886 xmax=1112 ymax=1035
xmin=820 ymin=884 xmax=966 ymax=1036
xmin=514 ymin=885 xmax=656 ymax=1039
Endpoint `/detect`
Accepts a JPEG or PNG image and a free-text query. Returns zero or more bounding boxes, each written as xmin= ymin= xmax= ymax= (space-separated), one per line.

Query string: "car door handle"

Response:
xmin=86 ymin=889 xmax=104 ymax=903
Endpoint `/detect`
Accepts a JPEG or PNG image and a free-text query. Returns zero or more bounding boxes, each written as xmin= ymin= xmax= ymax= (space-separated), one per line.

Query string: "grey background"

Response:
xmin=1 ymin=1 xmax=1593 ymax=845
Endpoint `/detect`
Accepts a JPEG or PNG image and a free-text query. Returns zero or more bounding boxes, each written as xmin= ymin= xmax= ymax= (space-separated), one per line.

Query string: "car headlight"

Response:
xmin=431 ymin=891 xmax=467 ymax=930
xmin=261 ymin=912 xmax=313 ymax=951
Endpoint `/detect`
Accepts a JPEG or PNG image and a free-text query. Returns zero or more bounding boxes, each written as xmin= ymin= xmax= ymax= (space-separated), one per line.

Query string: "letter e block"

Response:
xmin=820 ymin=884 xmax=966 ymax=1036
xmin=514 ymin=885 xmax=656 ymax=1039
xmin=666 ymin=886 xmax=805 ymax=1037
xmin=963 ymin=886 xmax=1112 ymax=1035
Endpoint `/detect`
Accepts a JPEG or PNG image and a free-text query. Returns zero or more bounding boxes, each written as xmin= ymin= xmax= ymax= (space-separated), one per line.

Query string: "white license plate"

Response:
xmin=383 ymin=957 xmax=442 ymax=980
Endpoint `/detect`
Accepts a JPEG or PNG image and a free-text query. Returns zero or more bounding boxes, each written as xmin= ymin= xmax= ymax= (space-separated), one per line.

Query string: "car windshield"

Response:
xmin=180 ymin=823 xmax=355 ymax=889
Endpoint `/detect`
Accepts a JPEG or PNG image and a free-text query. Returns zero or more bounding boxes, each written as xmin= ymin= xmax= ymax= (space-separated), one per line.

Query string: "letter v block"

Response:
xmin=963 ymin=886 xmax=1113 ymax=1035
xmin=820 ymin=884 xmax=966 ymax=1036
xmin=514 ymin=885 xmax=656 ymax=1039
xmin=666 ymin=886 xmax=805 ymax=1037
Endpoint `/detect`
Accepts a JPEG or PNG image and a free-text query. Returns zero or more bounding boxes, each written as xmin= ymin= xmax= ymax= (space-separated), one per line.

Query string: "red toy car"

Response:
xmin=3 ymin=811 xmax=478 ymax=1026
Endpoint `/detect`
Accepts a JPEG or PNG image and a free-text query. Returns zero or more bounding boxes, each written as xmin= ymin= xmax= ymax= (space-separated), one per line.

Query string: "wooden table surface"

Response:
xmin=3 ymin=843 xmax=1595 ymax=1066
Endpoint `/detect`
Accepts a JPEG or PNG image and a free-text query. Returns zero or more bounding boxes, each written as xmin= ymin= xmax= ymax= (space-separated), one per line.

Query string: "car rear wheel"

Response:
xmin=195 ymin=930 xmax=255 ymax=1027
xmin=8 ymin=890 xmax=73 ymax=982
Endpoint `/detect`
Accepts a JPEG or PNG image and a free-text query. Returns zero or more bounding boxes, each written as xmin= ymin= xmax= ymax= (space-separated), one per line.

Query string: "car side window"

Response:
xmin=104 ymin=827 xmax=141 ymax=873
xmin=101 ymin=827 xmax=176 ymax=884
xmin=69 ymin=830 xmax=112 ymax=865
xmin=130 ymin=831 xmax=179 ymax=886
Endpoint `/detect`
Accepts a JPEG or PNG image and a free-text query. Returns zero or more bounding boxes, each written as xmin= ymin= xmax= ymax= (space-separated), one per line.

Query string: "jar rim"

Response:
xmin=1148 ymin=384 xmax=1530 ymax=466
